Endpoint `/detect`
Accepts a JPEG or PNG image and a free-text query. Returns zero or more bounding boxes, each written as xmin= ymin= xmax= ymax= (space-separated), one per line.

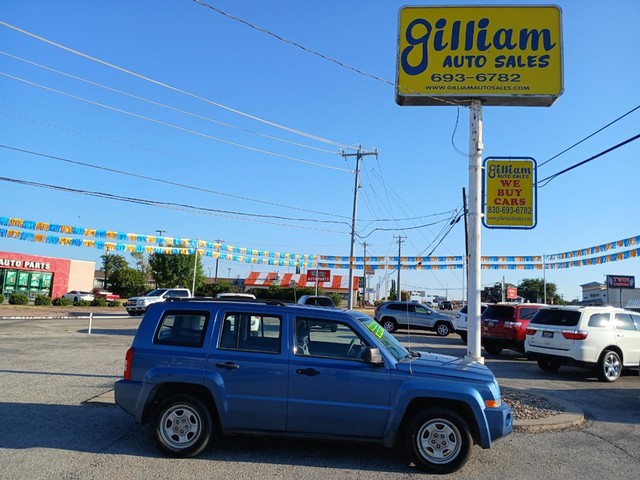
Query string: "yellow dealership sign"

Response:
xmin=484 ymin=157 xmax=537 ymax=229
xmin=396 ymin=5 xmax=563 ymax=106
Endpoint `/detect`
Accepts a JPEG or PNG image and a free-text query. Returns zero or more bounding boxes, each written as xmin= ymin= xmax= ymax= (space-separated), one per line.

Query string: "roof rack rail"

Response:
xmin=166 ymin=297 xmax=291 ymax=307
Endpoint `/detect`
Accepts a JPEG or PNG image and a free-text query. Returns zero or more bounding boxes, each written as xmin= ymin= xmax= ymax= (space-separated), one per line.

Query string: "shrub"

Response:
xmin=91 ymin=298 xmax=108 ymax=307
xmin=0 ymin=293 xmax=4 ymax=304
xmin=9 ymin=292 xmax=29 ymax=305
xmin=34 ymin=295 xmax=52 ymax=306
xmin=108 ymin=300 xmax=121 ymax=308
xmin=75 ymin=300 xmax=92 ymax=307
xmin=52 ymin=296 xmax=72 ymax=306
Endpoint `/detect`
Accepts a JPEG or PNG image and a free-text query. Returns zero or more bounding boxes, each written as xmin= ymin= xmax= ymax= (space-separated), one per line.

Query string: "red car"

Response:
xmin=91 ymin=288 xmax=120 ymax=301
xmin=481 ymin=302 xmax=545 ymax=354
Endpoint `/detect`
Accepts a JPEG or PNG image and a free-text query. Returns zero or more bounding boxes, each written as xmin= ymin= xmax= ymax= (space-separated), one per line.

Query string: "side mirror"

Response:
xmin=363 ymin=347 xmax=385 ymax=367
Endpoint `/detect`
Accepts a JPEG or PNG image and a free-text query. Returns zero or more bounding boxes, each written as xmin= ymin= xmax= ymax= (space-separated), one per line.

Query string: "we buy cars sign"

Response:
xmin=307 ymin=269 xmax=331 ymax=282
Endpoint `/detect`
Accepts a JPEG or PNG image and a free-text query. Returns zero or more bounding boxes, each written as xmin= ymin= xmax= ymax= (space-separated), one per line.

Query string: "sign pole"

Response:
xmin=465 ymin=100 xmax=484 ymax=364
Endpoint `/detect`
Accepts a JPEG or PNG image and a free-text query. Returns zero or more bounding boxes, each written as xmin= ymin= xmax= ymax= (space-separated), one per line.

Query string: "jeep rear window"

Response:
xmin=219 ymin=313 xmax=281 ymax=354
xmin=155 ymin=311 xmax=209 ymax=347
xmin=530 ymin=309 xmax=580 ymax=327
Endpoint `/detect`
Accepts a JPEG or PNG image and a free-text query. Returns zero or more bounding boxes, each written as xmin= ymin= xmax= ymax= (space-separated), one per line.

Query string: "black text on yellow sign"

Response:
xmin=483 ymin=157 xmax=537 ymax=229
xmin=396 ymin=5 xmax=563 ymax=107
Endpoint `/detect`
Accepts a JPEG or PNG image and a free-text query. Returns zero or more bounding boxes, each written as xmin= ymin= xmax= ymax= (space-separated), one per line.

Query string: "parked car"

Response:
xmin=125 ymin=288 xmax=191 ymax=315
xmin=62 ymin=290 xmax=94 ymax=303
xmin=297 ymin=295 xmax=336 ymax=307
xmin=374 ymin=301 xmax=454 ymax=336
xmin=114 ymin=299 xmax=513 ymax=473
xmin=439 ymin=301 xmax=453 ymax=310
xmin=525 ymin=305 xmax=640 ymax=382
xmin=481 ymin=302 xmax=545 ymax=354
xmin=454 ymin=303 xmax=489 ymax=342
xmin=91 ymin=288 xmax=120 ymax=301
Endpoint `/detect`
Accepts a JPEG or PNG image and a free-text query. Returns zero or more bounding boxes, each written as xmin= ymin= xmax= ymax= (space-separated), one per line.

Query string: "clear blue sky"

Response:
xmin=1 ymin=0 xmax=638 ymax=302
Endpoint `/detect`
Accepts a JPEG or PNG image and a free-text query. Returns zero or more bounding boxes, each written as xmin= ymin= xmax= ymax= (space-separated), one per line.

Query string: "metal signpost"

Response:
xmin=396 ymin=5 xmax=563 ymax=363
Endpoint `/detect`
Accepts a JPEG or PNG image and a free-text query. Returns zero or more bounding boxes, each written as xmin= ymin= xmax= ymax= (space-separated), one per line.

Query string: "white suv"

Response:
xmin=453 ymin=303 xmax=488 ymax=342
xmin=525 ymin=305 xmax=640 ymax=382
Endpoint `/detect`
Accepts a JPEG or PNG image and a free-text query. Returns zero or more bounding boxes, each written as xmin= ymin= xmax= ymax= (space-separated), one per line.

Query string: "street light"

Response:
xmin=227 ymin=267 xmax=231 ymax=279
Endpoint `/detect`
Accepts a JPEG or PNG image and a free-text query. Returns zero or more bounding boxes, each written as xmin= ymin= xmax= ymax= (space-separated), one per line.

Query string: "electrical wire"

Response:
xmin=0 ymin=175 xmax=355 ymax=231
xmin=0 ymin=72 xmax=352 ymax=172
xmin=538 ymin=103 xmax=640 ymax=168
xmin=537 ymin=133 xmax=640 ymax=187
xmin=0 ymin=51 xmax=340 ymax=156
xmin=0 ymin=20 xmax=356 ymax=150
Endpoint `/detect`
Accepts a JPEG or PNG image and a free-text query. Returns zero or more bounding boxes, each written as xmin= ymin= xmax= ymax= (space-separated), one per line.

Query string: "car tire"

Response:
xmin=435 ymin=322 xmax=451 ymax=337
xmin=596 ymin=349 xmax=622 ymax=382
xmin=153 ymin=395 xmax=213 ymax=457
xmin=404 ymin=407 xmax=472 ymax=474
xmin=537 ymin=359 xmax=561 ymax=373
xmin=381 ymin=317 xmax=398 ymax=333
xmin=458 ymin=332 xmax=467 ymax=344
xmin=484 ymin=344 xmax=503 ymax=355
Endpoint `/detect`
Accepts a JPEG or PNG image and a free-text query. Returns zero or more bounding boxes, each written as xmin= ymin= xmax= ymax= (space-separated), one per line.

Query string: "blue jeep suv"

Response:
xmin=115 ymin=299 xmax=512 ymax=474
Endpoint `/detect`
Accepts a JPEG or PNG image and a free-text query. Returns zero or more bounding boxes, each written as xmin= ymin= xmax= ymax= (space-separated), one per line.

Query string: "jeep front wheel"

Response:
xmin=381 ymin=317 xmax=398 ymax=332
xmin=404 ymin=407 xmax=472 ymax=474
xmin=153 ymin=395 xmax=213 ymax=457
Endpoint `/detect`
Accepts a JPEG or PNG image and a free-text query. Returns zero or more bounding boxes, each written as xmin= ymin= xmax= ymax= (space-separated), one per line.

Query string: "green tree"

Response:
xmin=149 ymin=253 xmax=205 ymax=291
xmin=110 ymin=267 xmax=148 ymax=298
xmin=101 ymin=253 xmax=129 ymax=289
xmin=518 ymin=278 xmax=559 ymax=304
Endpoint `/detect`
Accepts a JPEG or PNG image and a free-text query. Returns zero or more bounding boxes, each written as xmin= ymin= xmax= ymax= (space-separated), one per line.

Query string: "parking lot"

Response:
xmin=1 ymin=314 xmax=639 ymax=479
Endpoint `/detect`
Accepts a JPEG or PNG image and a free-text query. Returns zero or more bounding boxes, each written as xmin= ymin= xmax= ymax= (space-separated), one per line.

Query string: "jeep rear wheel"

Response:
xmin=381 ymin=317 xmax=398 ymax=333
xmin=435 ymin=322 xmax=451 ymax=337
xmin=404 ymin=407 xmax=472 ymax=474
xmin=153 ymin=395 xmax=213 ymax=457
xmin=596 ymin=349 xmax=622 ymax=382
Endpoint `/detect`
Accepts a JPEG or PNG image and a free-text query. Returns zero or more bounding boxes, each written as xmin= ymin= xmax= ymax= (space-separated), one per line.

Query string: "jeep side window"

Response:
xmin=294 ymin=317 xmax=367 ymax=360
xmin=219 ymin=313 xmax=281 ymax=354
xmin=155 ymin=311 xmax=209 ymax=347
xmin=519 ymin=308 xmax=540 ymax=320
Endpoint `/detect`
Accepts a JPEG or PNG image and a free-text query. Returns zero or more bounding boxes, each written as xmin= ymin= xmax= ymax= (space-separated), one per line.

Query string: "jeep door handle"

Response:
xmin=216 ymin=362 xmax=240 ymax=370
xmin=296 ymin=368 xmax=320 ymax=376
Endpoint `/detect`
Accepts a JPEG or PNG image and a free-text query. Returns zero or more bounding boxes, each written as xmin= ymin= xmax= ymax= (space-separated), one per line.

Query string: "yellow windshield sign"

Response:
xmin=396 ymin=5 xmax=563 ymax=106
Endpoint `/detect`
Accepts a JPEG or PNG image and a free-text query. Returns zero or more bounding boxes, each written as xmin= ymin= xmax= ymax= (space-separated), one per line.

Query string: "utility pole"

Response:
xmin=394 ymin=235 xmax=406 ymax=301
xmin=342 ymin=146 xmax=378 ymax=309
xmin=191 ymin=239 xmax=199 ymax=295
xmin=214 ymin=239 xmax=223 ymax=282
xmin=462 ymin=188 xmax=469 ymax=306
xmin=362 ymin=241 xmax=369 ymax=307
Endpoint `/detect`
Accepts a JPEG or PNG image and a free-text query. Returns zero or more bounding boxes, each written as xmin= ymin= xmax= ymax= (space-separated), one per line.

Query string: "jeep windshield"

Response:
xmin=347 ymin=311 xmax=410 ymax=361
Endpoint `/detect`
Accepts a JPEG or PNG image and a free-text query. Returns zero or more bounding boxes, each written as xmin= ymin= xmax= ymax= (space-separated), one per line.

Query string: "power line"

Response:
xmin=0 ymin=50 xmax=340 ymax=156
xmin=537 ymin=133 xmax=640 ymax=187
xmin=0 ymin=175 xmax=353 ymax=229
xmin=538 ymin=103 xmax=640 ymax=168
xmin=0 ymin=20 xmax=355 ymax=151
xmin=0 ymin=72 xmax=352 ymax=173
xmin=0 ymin=144 xmax=353 ymax=219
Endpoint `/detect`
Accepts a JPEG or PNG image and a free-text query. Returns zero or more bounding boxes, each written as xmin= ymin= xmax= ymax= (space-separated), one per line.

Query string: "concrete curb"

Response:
xmin=512 ymin=390 xmax=586 ymax=432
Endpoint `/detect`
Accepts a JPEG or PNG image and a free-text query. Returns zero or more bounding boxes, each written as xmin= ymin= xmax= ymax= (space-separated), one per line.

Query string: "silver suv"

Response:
xmin=374 ymin=301 xmax=454 ymax=336
xmin=525 ymin=305 xmax=640 ymax=382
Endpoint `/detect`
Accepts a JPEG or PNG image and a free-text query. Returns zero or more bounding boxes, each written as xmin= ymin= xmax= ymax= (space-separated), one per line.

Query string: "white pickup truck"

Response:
xmin=125 ymin=288 xmax=191 ymax=316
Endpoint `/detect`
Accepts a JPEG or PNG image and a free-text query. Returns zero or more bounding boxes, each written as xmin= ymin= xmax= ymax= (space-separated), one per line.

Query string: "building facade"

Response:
xmin=0 ymin=251 xmax=95 ymax=300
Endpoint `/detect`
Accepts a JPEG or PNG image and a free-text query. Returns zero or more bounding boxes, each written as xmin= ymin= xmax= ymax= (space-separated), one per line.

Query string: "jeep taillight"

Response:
xmin=562 ymin=330 xmax=588 ymax=340
xmin=123 ymin=347 xmax=134 ymax=380
xmin=526 ymin=328 xmax=536 ymax=335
